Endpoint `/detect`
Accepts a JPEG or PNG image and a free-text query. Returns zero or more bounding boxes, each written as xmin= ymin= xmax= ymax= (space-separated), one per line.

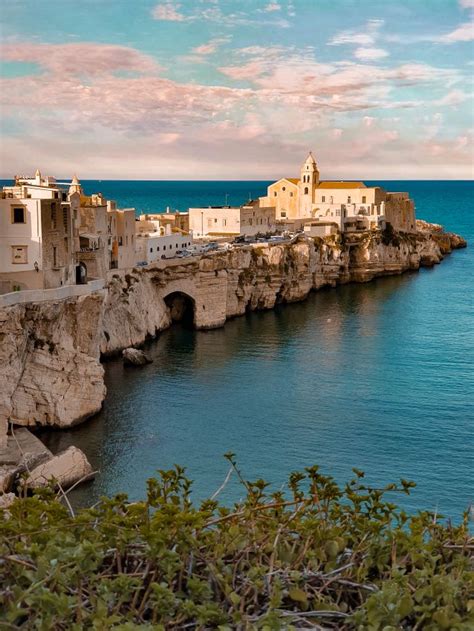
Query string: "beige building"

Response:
xmin=189 ymin=201 xmax=276 ymax=238
xmin=68 ymin=176 xmax=136 ymax=274
xmin=108 ymin=207 xmax=136 ymax=269
xmin=260 ymin=152 xmax=416 ymax=233
xmin=0 ymin=171 xmax=76 ymax=293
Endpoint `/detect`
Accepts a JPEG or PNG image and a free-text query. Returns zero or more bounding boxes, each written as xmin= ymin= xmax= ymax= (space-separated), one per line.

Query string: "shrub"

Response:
xmin=0 ymin=455 xmax=472 ymax=629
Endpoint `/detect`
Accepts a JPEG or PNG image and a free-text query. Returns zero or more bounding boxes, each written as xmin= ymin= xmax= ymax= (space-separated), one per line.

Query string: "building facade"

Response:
xmin=260 ymin=152 xmax=416 ymax=233
xmin=0 ymin=171 xmax=76 ymax=293
xmin=189 ymin=202 xmax=276 ymax=238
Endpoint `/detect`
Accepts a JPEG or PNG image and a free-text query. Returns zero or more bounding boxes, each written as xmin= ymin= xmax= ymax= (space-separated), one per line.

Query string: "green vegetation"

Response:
xmin=1 ymin=454 xmax=472 ymax=630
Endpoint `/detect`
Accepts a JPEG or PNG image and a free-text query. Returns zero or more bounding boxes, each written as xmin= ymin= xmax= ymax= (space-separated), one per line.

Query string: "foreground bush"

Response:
xmin=0 ymin=455 xmax=472 ymax=630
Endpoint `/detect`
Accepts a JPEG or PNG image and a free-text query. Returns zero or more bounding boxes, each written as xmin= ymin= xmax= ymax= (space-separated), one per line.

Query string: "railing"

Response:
xmin=0 ymin=279 xmax=105 ymax=308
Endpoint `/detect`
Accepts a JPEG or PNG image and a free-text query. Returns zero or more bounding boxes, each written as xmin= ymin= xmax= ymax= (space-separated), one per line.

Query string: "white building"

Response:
xmin=189 ymin=201 xmax=276 ymax=239
xmin=135 ymin=226 xmax=192 ymax=264
xmin=0 ymin=170 xmax=76 ymax=293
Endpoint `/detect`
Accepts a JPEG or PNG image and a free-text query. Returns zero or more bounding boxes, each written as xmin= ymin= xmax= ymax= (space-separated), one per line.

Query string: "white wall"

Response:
xmin=136 ymin=232 xmax=192 ymax=264
xmin=0 ymin=198 xmax=43 ymax=274
xmin=189 ymin=207 xmax=241 ymax=238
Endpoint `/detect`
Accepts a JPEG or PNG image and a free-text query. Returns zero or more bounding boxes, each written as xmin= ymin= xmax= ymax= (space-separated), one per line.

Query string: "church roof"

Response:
xmin=285 ymin=178 xmax=300 ymax=184
xmin=317 ymin=181 xmax=366 ymax=189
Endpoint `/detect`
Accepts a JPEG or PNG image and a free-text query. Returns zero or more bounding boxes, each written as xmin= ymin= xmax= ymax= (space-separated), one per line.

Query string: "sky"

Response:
xmin=0 ymin=0 xmax=473 ymax=180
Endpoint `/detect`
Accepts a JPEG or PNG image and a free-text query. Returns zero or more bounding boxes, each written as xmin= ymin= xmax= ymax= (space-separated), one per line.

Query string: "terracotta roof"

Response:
xmin=317 ymin=181 xmax=366 ymax=189
xmin=286 ymin=178 xmax=300 ymax=184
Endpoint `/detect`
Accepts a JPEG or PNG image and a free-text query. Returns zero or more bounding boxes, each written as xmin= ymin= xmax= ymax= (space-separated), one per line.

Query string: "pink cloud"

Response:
xmin=151 ymin=2 xmax=185 ymax=21
xmin=1 ymin=42 xmax=160 ymax=76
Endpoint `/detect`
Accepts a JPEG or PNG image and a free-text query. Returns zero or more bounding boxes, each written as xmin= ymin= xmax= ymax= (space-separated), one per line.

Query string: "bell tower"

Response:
xmin=69 ymin=174 xmax=83 ymax=197
xmin=299 ymin=151 xmax=319 ymax=217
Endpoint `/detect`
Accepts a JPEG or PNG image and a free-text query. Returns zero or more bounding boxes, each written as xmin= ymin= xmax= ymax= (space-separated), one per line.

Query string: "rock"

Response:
xmin=24 ymin=446 xmax=94 ymax=490
xmin=0 ymin=492 xmax=15 ymax=509
xmin=122 ymin=347 xmax=152 ymax=366
xmin=0 ymin=466 xmax=16 ymax=493
xmin=0 ymin=294 xmax=106 ymax=436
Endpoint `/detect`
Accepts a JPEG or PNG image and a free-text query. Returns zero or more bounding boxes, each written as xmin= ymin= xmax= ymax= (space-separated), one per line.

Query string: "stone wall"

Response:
xmin=0 ymin=222 xmax=466 ymax=440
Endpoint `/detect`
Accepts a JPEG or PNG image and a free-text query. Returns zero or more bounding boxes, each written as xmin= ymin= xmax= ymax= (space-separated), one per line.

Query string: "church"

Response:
xmin=259 ymin=152 xmax=416 ymax=233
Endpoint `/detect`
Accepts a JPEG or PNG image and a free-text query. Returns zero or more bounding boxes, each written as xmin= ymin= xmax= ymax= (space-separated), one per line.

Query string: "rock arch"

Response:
xmin=164 ymin=291 xmax=195 ymax=327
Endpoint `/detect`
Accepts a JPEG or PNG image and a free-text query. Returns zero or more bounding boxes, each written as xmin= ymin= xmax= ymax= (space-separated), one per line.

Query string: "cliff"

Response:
xmin=0 ymin=222 xmax=466 ymax=437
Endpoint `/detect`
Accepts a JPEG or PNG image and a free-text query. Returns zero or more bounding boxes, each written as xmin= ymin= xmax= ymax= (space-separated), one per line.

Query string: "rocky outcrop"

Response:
xmin=0 ymin=294 xmax=105 ymax=432
xmin=0 ymin=222 xmax=466 ymax=436
xmin=123 ymin=347 xmax=152 ymax=366
xmin=24 ymin=446 xmax=94 ymax=490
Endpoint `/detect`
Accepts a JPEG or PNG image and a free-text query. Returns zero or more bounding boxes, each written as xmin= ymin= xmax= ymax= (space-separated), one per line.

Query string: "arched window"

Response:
xmin=304 ymin=187 xmax=309 ymax=195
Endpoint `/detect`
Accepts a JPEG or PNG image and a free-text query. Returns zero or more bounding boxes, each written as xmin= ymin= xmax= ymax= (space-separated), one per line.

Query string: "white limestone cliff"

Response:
xmin=0 ymin=222 xmax=466 ymax=440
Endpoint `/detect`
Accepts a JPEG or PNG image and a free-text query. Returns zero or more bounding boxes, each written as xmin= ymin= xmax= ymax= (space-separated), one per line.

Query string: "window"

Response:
xmin=274 ymin=191 xmax=277 ymax=197
xmin=282 ymin=186 xmax=286 ymax=191
xmin=164 ymin=245 xmax=167 ymax=250
xmin=362 ymin=196 xmax=366 ymax=203
xmin=322 ymin=196 xmax=326 ymax=203
xmin=62 ymin=206 xmax=68 ymax=230
xmin=347 ymin=196 xmax=351 ymax=203
xmin=157 ymin=247 xmax=160 ymax=251
xmin=12 ymin=207 xmax=25 ymax=224
xmin=214 ymin=218 xmax=217 ymax=223
xmin=51 ymin=203 xmax=56 ymax=229
xmin=52 ymin=246 xmax=58 ymax=268
xmin=290 ymin=192 xmax=293 ymax=197
xmin=336 ymin=209 xmax=341 ymax=217
xmin=118 ymin=236 xmax=123 ymax=246
xmin=304 ymin=187 xmax=309 ymax=195
xmin=223 ymin=219 xmax=227 ymax=226
xmin=281 ymin=211 xmax=287 ymax=218
xmin=150 ymin=247 xmax=153 ymax=253
xmin=11 ymin=245 xmax=27 ymax=264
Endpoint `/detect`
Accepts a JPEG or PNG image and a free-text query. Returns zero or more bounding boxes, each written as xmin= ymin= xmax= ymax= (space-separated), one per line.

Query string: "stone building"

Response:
xmin=189 ymin=201 xmax=276 ymax=238
xmin=108 ymin=207 xmax=136 ymax=270
xmin=68 ymin=176 xmax=136 ymax=275
xmin=259 ymin=152 xmax=416 ymax=233
xmin=0 ymin=171 xmax=76 ymax=293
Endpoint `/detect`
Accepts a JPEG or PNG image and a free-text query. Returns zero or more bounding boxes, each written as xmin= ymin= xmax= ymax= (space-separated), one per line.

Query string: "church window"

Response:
xmin=362 ymin=196 xmax=366 ymax=203
xmin=290 ymin=192 xmax=293 ymax=197
xmin=304 ymin=187 xmax=309 ymax=195
xmin=322 ymin=196 xmax=326 ymax=202
xmin=274 ymin=191 xmax=277 ymax=197
xmin=282 ymin=186 xmax=286 ymax=191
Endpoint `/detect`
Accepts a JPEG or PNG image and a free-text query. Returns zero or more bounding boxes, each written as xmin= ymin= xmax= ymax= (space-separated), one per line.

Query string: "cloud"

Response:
xmin=151 ymin=1 xmax=290 ymax=28
xmin=0 ymin=42 xmax=160 ymax=76
xmin=152 ymin=2 xmax=185 ymax=21
xmin=354 ymin=47 xmax=389 ymax=61
xmin=263 ymin=2 xmax=281 ymax=11
xmin=435 ymin=89 xmax=470 ymax=106
xmin=192 ymin=37 xmax=231 ymax=56
xmin=2 ymin=40 xmax=471 ymax=180
xmin=459 ymin=0 xmax=474 ymax=9
xmin=438 ymin=21 xmax=474 ymax=43
xmin=329 ymin=19 xmax=384 ymax=46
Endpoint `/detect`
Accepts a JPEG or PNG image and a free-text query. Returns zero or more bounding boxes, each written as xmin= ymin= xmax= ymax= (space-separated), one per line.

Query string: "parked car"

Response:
xmin=202 ymin=242 xmax=219 ymax=252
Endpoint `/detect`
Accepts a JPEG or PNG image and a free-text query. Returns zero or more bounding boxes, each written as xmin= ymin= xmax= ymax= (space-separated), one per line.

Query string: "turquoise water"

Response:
xmin=36 ymin=180 xmax=473 ymax=519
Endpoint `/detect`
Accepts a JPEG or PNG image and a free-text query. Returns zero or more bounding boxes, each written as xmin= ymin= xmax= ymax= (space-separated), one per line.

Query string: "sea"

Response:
xmin=7 ymin=178 xmax=471 ymax=519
